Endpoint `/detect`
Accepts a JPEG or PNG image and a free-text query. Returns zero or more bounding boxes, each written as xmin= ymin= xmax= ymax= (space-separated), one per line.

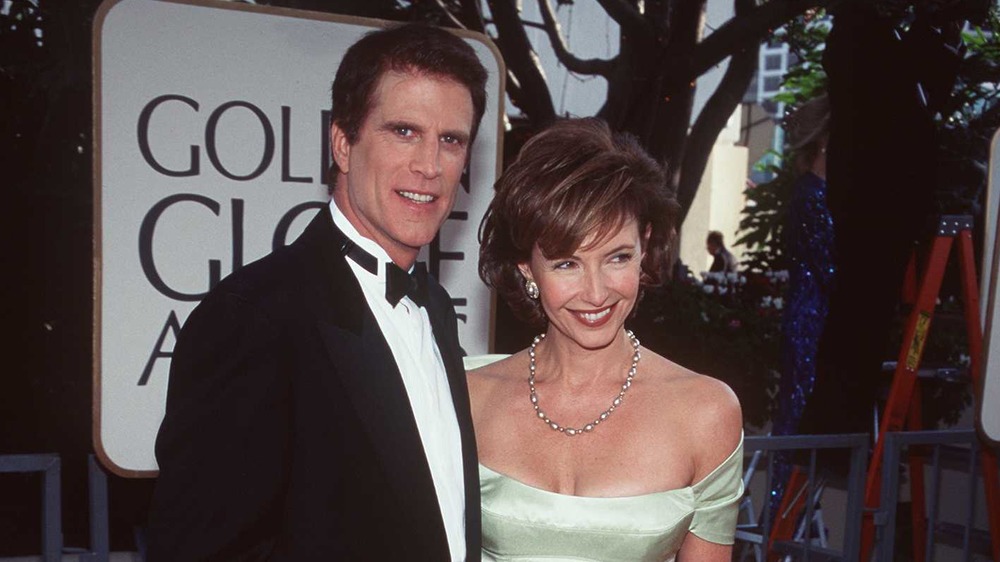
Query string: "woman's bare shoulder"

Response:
xmin=467 ymin=351 xmax=524 ymax=381
xmin=642 ymin=348 xmax=739 ymax=411
xmin=640 ymin=348 xmax=743 ymax=475
xmin=466 ymin=350 xmax=528 ymax=403
xmin=466 ymin=350 xmax=532 ymax=445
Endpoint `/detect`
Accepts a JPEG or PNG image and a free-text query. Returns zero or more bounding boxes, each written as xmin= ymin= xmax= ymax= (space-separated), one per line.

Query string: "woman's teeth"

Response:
xmin=580 ymin=308 xmax=611 ymax=322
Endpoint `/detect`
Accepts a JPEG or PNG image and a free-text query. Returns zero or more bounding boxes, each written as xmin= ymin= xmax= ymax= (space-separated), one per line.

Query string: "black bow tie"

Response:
xmin=341 ymin=240 xmax=429 ymax=307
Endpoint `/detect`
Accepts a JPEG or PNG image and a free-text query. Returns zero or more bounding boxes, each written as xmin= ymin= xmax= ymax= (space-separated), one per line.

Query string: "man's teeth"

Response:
xmin=398 ymin=191 xmax=435 ymax=203
xmin=580 ymin=308 xmax=611 ymax=322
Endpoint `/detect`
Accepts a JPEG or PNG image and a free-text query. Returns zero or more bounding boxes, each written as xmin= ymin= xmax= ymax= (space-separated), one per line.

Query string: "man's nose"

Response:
xmin=410 ymin=139 xmax=442 ymax=179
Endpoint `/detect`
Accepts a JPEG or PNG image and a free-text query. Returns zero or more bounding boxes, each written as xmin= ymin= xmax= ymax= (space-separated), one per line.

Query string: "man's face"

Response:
xmin=331 ymin=70 xmax=474 ymax=267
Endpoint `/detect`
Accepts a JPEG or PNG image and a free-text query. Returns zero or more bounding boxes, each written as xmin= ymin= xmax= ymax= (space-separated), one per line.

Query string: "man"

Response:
xmin=706 ymin=231 xmax=737 ymax=274
xmin=147 ymin=24 xmax=488 ymax=561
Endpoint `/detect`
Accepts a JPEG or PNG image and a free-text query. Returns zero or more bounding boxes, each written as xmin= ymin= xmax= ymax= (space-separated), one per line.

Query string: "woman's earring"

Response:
xmin=525 ymin=279 xmax=540 ymax=300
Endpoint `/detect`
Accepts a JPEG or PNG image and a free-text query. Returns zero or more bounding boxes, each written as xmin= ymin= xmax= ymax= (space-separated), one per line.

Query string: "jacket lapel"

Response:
xmin=294 ymin=207 xmax=451 ymax=558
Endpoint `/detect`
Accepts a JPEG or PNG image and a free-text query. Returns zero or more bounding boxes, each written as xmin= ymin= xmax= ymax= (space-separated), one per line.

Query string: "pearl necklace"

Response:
xmin=528 ymin=330 xmax=641 ymax=436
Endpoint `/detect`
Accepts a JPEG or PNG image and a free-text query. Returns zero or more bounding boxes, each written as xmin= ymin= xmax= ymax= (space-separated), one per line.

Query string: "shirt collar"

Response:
xmin=329 ymin=199 xmax=406 ymax=279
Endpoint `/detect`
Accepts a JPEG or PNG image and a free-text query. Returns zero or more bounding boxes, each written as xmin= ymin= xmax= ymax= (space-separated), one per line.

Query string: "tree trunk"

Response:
xmin=487 ymin=0 xmax=557 ymax=124
xmin=676 ymin=0 xmax=759 ymax=224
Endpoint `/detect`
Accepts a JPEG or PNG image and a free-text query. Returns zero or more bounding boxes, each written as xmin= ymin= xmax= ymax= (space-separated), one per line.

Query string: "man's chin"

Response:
xmin=397 ymin=227 xmax=446 ymax=250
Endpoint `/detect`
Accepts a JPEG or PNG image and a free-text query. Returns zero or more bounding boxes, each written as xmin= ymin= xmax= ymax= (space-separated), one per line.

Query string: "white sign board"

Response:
xmin=980 ymin=128 xmax=1000 ymax=447
xmin=93 ymin=0 xmax=504 ymax=476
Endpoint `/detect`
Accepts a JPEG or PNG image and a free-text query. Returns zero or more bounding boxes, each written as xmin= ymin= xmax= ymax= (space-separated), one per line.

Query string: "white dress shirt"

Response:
xmin=330 ymin=201 xmax=466 ymax=561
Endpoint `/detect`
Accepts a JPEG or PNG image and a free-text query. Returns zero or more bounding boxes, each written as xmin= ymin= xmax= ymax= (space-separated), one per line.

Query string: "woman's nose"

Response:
xmin=582 ymin=269 xmax=609 ymax=305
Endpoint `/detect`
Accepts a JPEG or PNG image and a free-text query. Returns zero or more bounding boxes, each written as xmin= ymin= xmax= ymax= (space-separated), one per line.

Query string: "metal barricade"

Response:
xmin=876 ymin=429 xmax=995 ymax=561
xmin=0 ymin=454 xmax=113 ymax=562
xmin=737 ymin=433 xmax=869 ymax=562
xmin=0 ymin=454 xmax=62 ymax=562
xmin=79 ymin=455 xmax=111 ymax=562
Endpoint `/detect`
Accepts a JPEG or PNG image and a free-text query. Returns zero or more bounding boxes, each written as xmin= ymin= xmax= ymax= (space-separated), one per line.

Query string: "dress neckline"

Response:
xmin=479 ymin=432 xmax=743 ymax=501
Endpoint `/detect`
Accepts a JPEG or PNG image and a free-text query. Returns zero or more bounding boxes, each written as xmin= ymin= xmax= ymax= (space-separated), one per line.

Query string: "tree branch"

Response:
xmin=505 ymin=68 xmax=524 ymax=101
xmin=686 ymin=0 xmax=829 ymax=80
xmin=430 ymin=0 xmax=470 ymax=30
xmin=487 ymin=0 xmax=557 ymax=123
xmin=457 ymin=0 xmax=488 ymax=32
xmin=536 ymin=0 xmax=617 ymax=76
xmin=676 ymin=0 xmax=760 ymax=225
xmin=596 ymin=0 xmax=653 ymax=42
xmin=643 ymin=0 xmax=705 ymax=163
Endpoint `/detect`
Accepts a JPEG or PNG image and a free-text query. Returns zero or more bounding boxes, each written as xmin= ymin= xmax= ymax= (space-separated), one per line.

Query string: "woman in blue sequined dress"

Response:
xmin=771 ymin=95 xmax=835 ymax=512
xmin=776 ymin=94 xmax=835 ymax=438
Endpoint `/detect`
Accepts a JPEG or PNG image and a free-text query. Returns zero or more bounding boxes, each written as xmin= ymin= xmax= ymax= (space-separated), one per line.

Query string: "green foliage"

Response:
xmin=932 ymin=9 xmax=1000 ymax=216
xmin=738 ymin=5 xmax=1000 ymax=266
xmin=736 ymin=13 xmax=829 ymax=273
xmin=770 ymin=12 xmax=829 ymax=106
xmin=734 ymin=5 xmax=1000 ymax=428
xmin=737 ymin=155 xmax=790 ymax=273
xmin=950 ymin=18 xmax=1000 ymax=127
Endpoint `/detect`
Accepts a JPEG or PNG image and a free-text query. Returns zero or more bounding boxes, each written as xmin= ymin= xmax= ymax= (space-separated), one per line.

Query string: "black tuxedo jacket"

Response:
xmin=147 ymin=206 xmax=481 ymax=561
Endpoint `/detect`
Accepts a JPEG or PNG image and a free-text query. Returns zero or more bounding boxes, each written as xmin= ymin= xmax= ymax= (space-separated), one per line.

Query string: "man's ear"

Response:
xmin=331 ymin=122 xmax=351 ymax=175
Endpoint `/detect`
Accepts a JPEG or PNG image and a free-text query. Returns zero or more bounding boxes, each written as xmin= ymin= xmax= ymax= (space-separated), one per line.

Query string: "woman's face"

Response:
xmin=519 ymin=218 xmax=643 ymax=351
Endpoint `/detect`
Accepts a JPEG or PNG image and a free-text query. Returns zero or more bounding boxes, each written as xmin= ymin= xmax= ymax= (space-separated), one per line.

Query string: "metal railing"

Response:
xmin=738 ymin=433 xmax=869 ymax=562
xmin=876 ymin=429 xmax=994 ymax=561
xmin=738 ymin=430 xmax=996 ymax=561
xmin=0 ymin=454 xmax=62 ymax=562
xmin=0 ymin=454 xmax=111 ymax=562
xmin=6 ymin=433 xmax=993 ymax=561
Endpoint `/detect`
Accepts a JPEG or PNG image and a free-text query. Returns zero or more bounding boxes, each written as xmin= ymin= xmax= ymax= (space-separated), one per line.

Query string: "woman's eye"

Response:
xmin=611 ymin=252 xmax=634 ymax=263
xmin=553 ymin=261 xmax=575 ymax=270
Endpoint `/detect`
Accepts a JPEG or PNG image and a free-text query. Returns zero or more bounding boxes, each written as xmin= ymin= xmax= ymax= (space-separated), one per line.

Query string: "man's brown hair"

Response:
xmin=328 ymin=23 xmax=488 ymax=185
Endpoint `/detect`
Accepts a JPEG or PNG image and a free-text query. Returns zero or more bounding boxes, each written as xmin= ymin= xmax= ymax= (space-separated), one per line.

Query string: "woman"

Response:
xmin=470 ymin=118 xmax=744 ymax=561
xmin=776 ymin=93 xmax=834 ymax=440
xmin=770 ymin=94 xmax=835 ymax=515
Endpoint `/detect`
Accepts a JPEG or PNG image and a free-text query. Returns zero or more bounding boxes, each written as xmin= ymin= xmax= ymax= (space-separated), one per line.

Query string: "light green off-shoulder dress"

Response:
xmin=479 ymin=435 xmax=744 ymax=562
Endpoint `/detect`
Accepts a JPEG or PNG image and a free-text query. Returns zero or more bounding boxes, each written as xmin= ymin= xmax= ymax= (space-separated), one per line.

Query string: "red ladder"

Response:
xmin=859 ymin=215 xmax=1000 ymax=560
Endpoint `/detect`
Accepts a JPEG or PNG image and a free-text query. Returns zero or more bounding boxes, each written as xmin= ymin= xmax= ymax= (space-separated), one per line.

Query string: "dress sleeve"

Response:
xmin=463 ymin=354 xmax=510 ymax=370
xmin=689 ymin=434 xmax=745 ymax=545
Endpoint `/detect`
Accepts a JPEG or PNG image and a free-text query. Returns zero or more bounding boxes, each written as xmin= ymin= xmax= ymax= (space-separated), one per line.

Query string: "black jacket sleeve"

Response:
xmin=147 ymin=287 xmax=291 ymax=562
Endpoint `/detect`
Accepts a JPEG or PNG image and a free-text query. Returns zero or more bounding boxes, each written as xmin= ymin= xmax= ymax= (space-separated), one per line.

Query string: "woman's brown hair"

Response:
xmin=479 ymin=118 xmax=678 ymax=327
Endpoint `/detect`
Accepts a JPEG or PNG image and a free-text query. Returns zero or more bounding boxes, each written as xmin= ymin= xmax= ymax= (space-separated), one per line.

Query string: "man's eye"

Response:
xmin=395 ymin=127 xmax=415 ymax=137
xmin=441 ymin=134 xmax=467 ymax=148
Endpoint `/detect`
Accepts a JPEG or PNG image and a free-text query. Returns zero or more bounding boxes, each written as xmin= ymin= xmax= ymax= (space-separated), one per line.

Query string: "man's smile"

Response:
xmin=397 ymin=190 xmax=437 ymax=204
